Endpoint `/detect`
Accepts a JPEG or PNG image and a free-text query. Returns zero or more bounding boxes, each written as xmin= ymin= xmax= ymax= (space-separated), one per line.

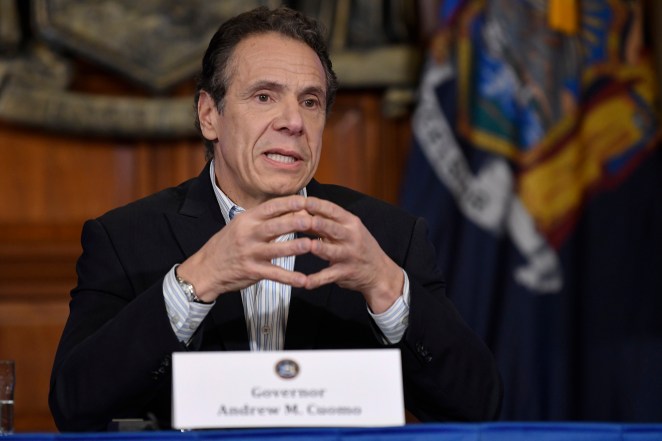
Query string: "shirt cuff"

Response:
xmin=368 ymin=269 xmax=410 ymax=344
xmin=163 ymin=265 xmax=214 ymax=343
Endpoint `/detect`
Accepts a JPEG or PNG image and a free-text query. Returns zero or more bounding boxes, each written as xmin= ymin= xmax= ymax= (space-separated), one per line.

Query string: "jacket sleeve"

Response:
xmin=49 ymin=218 xmax=185 ymax=432
xmin=396 ymin=217 xmax=503 ymax=421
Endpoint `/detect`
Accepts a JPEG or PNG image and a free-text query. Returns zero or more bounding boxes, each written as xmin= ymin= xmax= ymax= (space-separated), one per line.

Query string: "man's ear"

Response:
xmin=197 ymin=91 xmax=219 ymax=142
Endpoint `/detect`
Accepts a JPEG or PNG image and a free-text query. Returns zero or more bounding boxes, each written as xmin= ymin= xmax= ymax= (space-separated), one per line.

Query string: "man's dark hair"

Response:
xmin=194 ymin=6 xmax=339 ymax=159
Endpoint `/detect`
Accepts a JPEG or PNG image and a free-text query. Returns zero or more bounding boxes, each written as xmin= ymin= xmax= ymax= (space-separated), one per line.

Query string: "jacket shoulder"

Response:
xmin=315 ymin=183 xmax=417 ymax=224
xmin=96 ymin=177 xmax=196 ymax=225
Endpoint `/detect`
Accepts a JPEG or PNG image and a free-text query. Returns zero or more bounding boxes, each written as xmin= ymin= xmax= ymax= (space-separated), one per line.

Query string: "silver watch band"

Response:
xmin=174 ymin=264 xmax=211 ymax=304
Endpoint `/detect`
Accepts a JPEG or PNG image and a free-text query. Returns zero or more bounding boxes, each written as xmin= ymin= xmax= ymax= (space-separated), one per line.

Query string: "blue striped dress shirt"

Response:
xmin=163 ymin=162 xmax=410 ymax=348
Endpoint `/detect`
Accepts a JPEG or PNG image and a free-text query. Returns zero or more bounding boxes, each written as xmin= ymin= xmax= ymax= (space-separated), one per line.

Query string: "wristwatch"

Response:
xmin=174 ymin=265 xmax=212 ymax=304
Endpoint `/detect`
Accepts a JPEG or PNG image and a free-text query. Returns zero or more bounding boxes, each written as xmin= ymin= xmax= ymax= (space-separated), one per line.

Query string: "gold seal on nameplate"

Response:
xmin=275 ymin=359 xmax=300 ymax=380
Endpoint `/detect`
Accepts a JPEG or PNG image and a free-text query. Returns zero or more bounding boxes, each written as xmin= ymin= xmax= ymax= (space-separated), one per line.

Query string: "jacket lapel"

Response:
xmin=165 ymin=163 xmax=250 ymax=351
xmin=165 ymin=164 xmax=224 ymax=258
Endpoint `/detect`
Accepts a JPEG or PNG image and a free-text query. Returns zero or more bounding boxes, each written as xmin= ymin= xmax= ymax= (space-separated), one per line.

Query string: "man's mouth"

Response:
xmin=265 ymin=152 xmax=298 ymax=164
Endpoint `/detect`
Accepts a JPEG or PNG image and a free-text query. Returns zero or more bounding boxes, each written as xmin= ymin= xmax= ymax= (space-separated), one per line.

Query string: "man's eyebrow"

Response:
xmin=301 ymin=86 xmax=326 ymax=100
xmin=242 ymin=81 xmax=285 ymax=97
xmin=242 ymin=81 xmax=325 ymax=100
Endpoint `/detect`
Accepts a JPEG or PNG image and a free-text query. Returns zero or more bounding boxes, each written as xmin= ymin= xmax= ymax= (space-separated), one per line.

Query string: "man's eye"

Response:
xmin=257 ymin=94 xmax=269 ymax=102
xmin=303 ymin=99 xmax=319 ymax=108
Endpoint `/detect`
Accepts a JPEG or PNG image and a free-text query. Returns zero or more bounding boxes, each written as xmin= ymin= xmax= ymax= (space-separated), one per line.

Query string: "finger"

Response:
xmin=257 ymin=264 xmax=308 ymax=288
xmin=259 ymin=237 xmax=313 ymax=260
xmin=258 ymin=211 xmax=313 ymax=241
xmin=309 ymin=215 xmax=346 ymax=242
xmin=303 ymin=197 xmax=346 ymax=221
xmin=304 ymin=266 xmax=342 ymax=290
xmin=309 ymin=236 xmax=343 ymax=261
xmin=304 ymin=197 xmax=364 ymax=242
xmin=254 ymin=195 xmax=307 ymax=220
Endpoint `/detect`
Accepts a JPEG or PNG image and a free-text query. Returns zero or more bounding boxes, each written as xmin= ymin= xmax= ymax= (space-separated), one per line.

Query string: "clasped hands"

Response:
xmin=177 ymin=195 xmax=404 ymax=313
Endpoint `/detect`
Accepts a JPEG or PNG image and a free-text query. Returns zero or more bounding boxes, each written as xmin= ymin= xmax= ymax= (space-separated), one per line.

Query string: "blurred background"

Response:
xmin=0 ymin=0 xmax=660 ymax=431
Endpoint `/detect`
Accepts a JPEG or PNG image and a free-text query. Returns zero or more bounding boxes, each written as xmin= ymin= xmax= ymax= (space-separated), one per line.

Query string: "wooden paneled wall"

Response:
xmin=0 ymin=90 xmax=412 ymax=432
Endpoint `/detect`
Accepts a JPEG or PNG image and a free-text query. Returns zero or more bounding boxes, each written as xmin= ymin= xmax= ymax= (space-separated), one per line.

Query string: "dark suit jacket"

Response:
xmin=49 ymin=165 xmax=502 ymax=431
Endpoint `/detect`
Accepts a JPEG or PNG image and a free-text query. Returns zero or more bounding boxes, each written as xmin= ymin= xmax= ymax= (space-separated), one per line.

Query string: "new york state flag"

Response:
xmin=401 ymin=0 xmax=662 ymax=421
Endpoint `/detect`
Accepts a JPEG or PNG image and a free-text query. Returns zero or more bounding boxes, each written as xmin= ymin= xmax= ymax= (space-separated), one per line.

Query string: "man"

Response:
xmin=49 ymin=6 xmax=502 ymax=432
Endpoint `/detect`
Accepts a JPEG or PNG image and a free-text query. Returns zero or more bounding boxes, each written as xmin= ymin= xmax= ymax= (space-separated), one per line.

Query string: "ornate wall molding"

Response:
xmin=0 ymin=0 xmax=420 ymax=137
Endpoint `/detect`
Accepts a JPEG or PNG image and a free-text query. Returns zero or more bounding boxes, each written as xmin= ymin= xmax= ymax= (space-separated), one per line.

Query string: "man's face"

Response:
xmin=198 ymin=32 xmax=327 ymax=209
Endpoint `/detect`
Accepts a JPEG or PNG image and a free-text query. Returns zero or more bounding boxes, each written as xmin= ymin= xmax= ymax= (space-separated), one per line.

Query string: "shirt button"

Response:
xmin=262 ymin=325 xmax=271 ymax=335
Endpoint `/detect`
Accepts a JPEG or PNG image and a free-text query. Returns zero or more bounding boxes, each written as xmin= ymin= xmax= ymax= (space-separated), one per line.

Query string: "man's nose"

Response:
xmin=273 ymin=98 xmax=304 ymax=135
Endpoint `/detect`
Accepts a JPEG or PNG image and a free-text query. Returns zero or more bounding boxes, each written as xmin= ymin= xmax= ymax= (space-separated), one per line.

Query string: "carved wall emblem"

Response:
xmin=0 ymin=0 xmax=420 ymax=138
xmin=0 ymin=0 xmax=278 ymax=137
xmin=33 ymin=0 xmax=276 ymax=92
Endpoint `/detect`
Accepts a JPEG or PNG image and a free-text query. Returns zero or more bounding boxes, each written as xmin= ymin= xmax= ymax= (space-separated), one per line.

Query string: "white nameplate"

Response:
xmin=172 ymin=349 xmax=404 ymax=429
